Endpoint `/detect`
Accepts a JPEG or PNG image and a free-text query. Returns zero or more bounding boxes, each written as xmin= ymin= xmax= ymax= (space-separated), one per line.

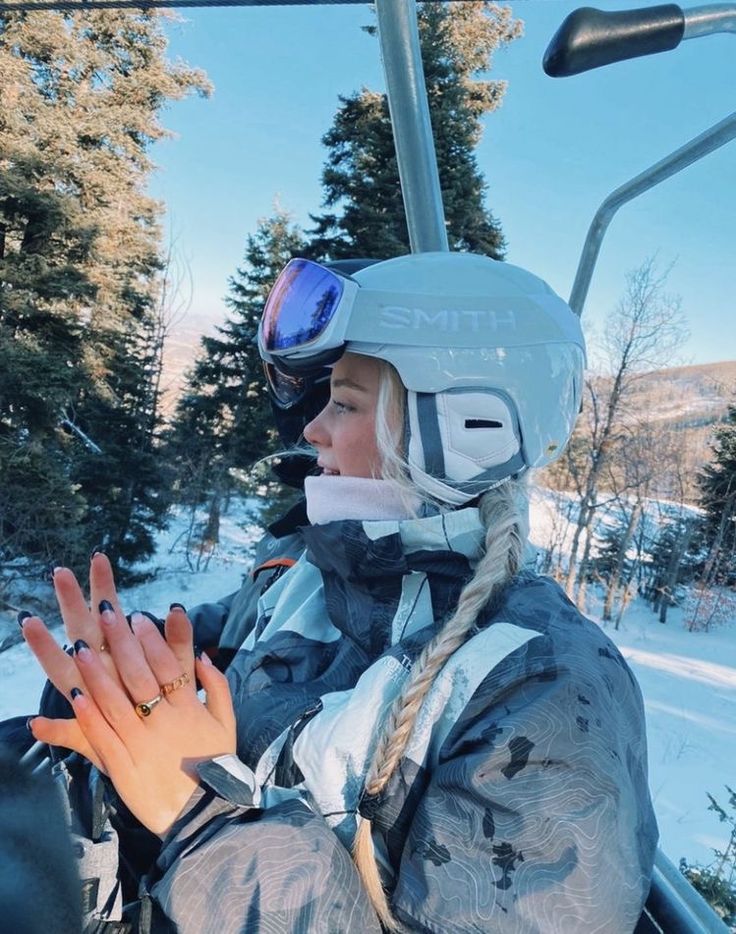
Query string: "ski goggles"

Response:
xmin=263 ymin=360 xmax=332 ymax=411
xmin=259 ymin=258 xmax=360 ymax=408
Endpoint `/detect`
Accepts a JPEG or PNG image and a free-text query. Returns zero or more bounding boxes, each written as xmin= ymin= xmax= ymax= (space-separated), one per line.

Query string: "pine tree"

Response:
xmin=698 ymin=404 xmax=736 ymax=587
xmin=0 ymin=9 xmax=209 ymax=580
xmin=308 ymin=1 xmax=521 ymax=260
xmin=167 ymin=210 xmax=307 ymax=533
xmin=646 ymin=513 xmax=699 ymax=622
xmin=591 ymin=514 xmax=636 ymax=587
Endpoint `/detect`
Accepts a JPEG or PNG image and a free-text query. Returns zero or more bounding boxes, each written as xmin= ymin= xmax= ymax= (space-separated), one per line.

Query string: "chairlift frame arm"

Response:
xmin=544 ymin=3 xmax=736 ymax=78
xmin=569 ymin=108 xmax=736 ymax=316
xmin=544 ymin=4 xmax=736 ymax=316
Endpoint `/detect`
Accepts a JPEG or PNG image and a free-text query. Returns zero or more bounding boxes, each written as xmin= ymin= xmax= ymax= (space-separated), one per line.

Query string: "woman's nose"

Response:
xmin=303 ymin=405 xmax=330 ymax=448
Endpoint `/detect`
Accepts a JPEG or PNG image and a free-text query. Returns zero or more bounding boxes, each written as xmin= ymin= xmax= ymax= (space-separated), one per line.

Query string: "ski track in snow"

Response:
xmin=2 ymin=492 xmax=735 ymax=872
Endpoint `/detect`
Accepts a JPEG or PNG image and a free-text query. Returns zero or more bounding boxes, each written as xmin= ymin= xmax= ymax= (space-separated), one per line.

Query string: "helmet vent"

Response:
xmin=465 ymin=418 xmax=503 ymax=430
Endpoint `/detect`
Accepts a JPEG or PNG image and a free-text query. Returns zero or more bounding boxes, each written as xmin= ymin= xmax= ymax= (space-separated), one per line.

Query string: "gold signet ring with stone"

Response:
xmin=135 ymin=693 xmax=163 ymax=718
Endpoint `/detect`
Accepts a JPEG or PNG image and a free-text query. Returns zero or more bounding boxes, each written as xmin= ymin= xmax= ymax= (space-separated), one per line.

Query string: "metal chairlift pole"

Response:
xmin=374 ymin=0 xmax=449 ymax=254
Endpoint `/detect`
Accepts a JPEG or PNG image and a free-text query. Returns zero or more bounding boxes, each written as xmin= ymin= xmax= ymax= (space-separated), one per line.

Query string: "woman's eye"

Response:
xmin=331 ymin=399 xmax=354 ymax=413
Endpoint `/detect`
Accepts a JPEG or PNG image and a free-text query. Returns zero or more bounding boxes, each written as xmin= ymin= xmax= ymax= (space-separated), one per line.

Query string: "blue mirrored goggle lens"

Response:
xmin=262 ymin=259 xmax=344 ymax=352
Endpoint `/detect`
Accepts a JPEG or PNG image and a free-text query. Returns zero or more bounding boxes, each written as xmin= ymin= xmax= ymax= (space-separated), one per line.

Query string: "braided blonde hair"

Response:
xmin=353 ymin=361 xmax=529 ymax=929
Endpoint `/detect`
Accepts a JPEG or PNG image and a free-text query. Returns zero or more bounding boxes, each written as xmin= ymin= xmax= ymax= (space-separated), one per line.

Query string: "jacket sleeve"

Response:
xmin=186 ymin=592 xmax=238 ymax=649
xmin=389 ymin=637 xmax=658 ymax=934
xmin=143 ymin=756 xmax=382 ymax=934
xmin=216 ymin=526 xmax=307 ymax=654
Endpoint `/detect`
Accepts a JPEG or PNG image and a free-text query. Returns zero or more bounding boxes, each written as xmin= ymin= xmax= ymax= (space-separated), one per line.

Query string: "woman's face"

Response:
xmin=303 ymin=352 xmax=384 ymax=478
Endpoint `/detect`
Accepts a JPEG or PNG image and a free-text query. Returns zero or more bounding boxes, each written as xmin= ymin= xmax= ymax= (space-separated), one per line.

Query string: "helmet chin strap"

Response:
xmin=405 ymin=389 xmax=527 ymax=505
xmin=407 ymin=465 xmax=516 ymax=507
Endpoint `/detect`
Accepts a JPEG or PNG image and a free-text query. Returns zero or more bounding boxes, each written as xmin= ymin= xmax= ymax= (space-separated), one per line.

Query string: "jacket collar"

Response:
xmin=301 ymin=508 xmax=485 ymax=584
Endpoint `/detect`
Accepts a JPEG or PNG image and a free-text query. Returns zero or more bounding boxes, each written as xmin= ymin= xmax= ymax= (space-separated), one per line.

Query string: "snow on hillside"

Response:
xmin=2 ymin=490 xmax=735 ymax=875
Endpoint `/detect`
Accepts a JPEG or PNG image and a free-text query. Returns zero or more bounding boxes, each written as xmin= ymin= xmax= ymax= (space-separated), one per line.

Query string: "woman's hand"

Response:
xmin=22 ymin=555 xmax=130 ymax=766
xmin=23 ymin=560 xmax=236 ymax=836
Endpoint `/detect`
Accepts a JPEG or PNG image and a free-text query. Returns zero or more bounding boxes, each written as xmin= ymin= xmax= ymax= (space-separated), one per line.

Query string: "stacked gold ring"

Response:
xmin=160 ymin=672 xmax=190 ymax=696
xmin=134 ymin=672 xmax=189 ymax=719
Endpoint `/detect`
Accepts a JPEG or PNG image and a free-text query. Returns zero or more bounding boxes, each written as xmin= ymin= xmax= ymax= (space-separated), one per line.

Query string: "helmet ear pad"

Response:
xmin=405 ymin=389 xmax=526 ymax=505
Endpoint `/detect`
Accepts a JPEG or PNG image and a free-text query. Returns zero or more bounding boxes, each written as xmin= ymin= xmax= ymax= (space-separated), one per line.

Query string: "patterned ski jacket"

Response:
xmin=140 ymin=506 xmax=658 ymax=933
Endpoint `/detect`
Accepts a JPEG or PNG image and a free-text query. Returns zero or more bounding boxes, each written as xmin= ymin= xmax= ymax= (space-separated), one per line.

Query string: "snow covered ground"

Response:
xmin=2 ymin=490 xmax=734 ymax=875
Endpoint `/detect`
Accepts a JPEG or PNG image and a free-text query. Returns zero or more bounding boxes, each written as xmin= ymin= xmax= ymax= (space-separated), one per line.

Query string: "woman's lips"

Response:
xmin=319 ymin=465 xmax=340 ymax=476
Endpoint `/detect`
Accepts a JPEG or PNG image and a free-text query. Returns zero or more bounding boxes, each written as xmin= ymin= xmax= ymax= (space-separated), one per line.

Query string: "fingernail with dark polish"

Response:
xmin=17 ymin=610 xmax=32 ymax=628
xmin=169 ymin=602 xmax=186 ymax=612
xmin=99 ymin=600 xmax=114 ymax=614
xmin=73 ymin=639 xmax=90 ymax=656
xmin=70 ymin=687 xmax=83 ymax=700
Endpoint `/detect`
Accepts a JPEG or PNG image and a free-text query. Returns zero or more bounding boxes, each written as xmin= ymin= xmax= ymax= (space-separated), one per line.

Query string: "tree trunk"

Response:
xmin=659 ymin=519 xmax=695 ymax=624
xmin=576 ymin=531 xmax=595 ymax=612
xmin=615 ymin=578 xmax=636 ymax=630
xmin=565 ymin=496 xmax=592 ymax=596
xmin=699 ymin=490 xmax=736 ymax=592
xmin=202 ymin=491 xmax=221 ymax=546
xmin=603 ymin=502 xmax=642 ymax=621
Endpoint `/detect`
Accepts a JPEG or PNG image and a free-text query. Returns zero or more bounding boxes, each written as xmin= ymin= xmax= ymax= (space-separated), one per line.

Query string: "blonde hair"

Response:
xmin=354 ymin=360 xmax=529 ymax=929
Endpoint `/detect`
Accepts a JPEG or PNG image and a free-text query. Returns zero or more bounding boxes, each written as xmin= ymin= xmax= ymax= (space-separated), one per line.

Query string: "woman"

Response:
xmin=22 ymin=252 xmax=657 ymax=933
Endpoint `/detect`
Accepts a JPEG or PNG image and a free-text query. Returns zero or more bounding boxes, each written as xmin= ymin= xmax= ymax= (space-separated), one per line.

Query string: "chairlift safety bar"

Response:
xmin=568 ymin=108 xmax=736 ymax=316
xmin=544 ymin=4 xmax=736 ymax=316
xmin=544 ymin=3 xmax=736 ymax=78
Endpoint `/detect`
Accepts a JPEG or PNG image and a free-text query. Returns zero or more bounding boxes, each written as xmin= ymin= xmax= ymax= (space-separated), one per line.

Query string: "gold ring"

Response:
xmin=160 ymin=672 xmax=190 ymax=697
xmin=99 ymin=642 xmax=108 ymax=653
xmin=135 ymin=693 xmax=163 ymax=718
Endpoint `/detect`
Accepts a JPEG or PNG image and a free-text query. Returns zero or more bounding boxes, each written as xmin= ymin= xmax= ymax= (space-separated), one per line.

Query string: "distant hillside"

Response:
xmin=633 ymin=362 xmax=734 ymax=499
xmin=540 ymin=360 xmax=735 ymax=504
xmin=634 ymin=360 xmax=736 ymax=428
xmin=159 ymin=310 xmax=221 ymax=416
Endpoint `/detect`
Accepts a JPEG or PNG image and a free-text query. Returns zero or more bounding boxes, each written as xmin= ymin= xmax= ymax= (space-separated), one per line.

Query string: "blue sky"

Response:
xmin=151 ymin=1 xmax=736 ymax=368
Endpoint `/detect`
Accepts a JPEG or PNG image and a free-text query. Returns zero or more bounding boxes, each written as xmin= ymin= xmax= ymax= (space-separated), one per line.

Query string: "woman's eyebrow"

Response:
xmin=332 ymin=377 xmax=368 ymax=392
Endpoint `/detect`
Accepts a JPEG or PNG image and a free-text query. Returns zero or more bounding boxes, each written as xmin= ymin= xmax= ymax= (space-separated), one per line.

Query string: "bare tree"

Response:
xmin=565 ymin=258 xmax=688 ymax=608
xmin=150 ymin=239 xmax=194 ymax=423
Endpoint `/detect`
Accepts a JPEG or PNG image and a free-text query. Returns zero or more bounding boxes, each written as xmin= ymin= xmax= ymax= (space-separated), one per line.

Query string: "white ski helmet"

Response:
xmin=259 ymin=251 xmax=585 ymax=505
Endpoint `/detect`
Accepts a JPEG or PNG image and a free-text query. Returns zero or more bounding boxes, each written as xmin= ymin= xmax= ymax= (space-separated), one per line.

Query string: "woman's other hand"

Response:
xmin=23 ymin=564 xmax=236 ymax=836
xmin=21 ymin=556 xmax=130 ymax=768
